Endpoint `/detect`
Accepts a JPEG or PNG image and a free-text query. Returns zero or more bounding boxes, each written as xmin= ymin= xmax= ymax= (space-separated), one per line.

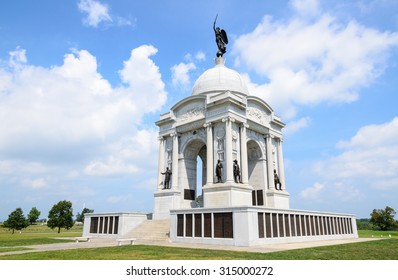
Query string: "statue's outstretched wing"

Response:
xmin=221 ymin=29 xmax=228 ymax=44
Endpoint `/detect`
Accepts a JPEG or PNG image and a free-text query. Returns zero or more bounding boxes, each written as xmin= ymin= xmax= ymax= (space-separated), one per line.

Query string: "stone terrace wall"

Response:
xmin=170 ymin=207 xmax=358 ymax=246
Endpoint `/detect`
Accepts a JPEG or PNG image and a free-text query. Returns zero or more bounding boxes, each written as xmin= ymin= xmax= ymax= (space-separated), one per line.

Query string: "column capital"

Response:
xmin=222 ymin=117 xmax=235 ymax=123
xmin=265 ymin=133 xmax=275 ymax=140
xmin=158 ymin=136 xmax=165 ymax=141
xmin=170 ymin=131 xmax=179 ymax=138
xmin=240 ymin=123 xmax=249 ymax=129
xmin=203 ymin=122 xmax=212 ymax=128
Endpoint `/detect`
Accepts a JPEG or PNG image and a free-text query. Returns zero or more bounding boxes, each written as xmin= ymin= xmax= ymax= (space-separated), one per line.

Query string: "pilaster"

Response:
xmin=240 ymin=123 xmax=249 ymax=184
xmin=204 ymin=122 xmax=214 ymax=185
xmin=265 ymin=134 xmax=275 ymax=190
xmin=276 ymin=137 xmax=286 ymax=191
xmin=223 ymin=117 xmax=235 ymax=183
xmin=171 ymin=132 xmax=179 ymax=189
xmin=157 ymin=136 xmax=165 ymax=190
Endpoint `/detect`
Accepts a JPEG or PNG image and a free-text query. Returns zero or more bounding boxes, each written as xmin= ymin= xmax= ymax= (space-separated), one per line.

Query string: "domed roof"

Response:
xmin=192 ymin=57 xmax=249 ymax=96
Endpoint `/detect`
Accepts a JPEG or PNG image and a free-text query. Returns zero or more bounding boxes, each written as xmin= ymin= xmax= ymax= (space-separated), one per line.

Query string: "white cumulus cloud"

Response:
xmin=233 ymin=6 xmax=398 ymax=121
xmin=313 ymin=117 xmax=398 ymax=190
xmin=0 ymin=45 xmax=167 ymax=177
xmin=78 ymin=0 xmax=112 ymax=27
xmin=84 ymin=129 xmax=159 ymax=176
xmin=290 ymin=0 xmax=321 ymax=17
xmin=284 ymin=117 xmax=311 ymax=135
xmin=300 ymin=182 xmax=324 ymax=199
xmin=171 ymin=62 xmax=196 ymax=88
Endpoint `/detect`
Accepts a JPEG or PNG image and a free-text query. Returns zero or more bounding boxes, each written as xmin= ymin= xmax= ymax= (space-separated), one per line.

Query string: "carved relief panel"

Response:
xmin=232 ymin=122 xmax=240 ymax=162
xmin=175 ymin=101 xmax=205 ymax=125
xmin=214 ymin=123 xmax=225 ymax=162
xmin=166 ymin=137 xmax=173 ymax=169
xmin=247 ymin=102 xmax=271 ymax=126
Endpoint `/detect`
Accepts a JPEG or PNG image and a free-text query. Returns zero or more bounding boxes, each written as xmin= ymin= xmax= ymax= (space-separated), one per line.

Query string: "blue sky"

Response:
xmin=1 ymin=0 xmax=398 ymax=221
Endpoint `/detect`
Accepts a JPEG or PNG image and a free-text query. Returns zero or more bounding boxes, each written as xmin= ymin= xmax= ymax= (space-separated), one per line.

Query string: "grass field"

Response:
xmin=1 ymin=225 xmax=397 ymax=260
xmin=0 ymin=224 xmax=82 ymax=253
xmin=1 ymin=239 xmax=398 ymax=260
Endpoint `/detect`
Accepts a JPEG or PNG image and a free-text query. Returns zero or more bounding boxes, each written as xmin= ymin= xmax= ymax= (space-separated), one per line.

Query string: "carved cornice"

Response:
xmin=247 ymin=120 xmax=269 ymax=135
xmin=175 ymin=119 xmax=206 ymax=133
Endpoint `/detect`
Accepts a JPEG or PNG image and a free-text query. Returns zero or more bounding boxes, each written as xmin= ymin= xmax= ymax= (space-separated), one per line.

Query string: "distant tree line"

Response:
xmin=356 ymin=218 xmax=374 ymax=230
xmin=1 ymin=200 xmax=93 ymax=234
xmin=356 ymin=206 xmax=398 ymax=231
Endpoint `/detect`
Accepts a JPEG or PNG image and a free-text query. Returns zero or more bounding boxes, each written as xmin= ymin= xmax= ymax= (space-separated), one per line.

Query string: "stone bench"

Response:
xmin=75 ymin=237 xmax=91 ymax=243
xmin=116 ymin=238 xmax=136 ymax=246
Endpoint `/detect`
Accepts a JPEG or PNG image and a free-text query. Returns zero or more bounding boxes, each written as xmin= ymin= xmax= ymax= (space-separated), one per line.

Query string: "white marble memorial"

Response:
xmin=153 ymin=57 xmax=289 ymax=219
xmin=154 ymin=57 xmax=358 ymax=245
xmin=82 ymin=57 xmax=358 ymax=246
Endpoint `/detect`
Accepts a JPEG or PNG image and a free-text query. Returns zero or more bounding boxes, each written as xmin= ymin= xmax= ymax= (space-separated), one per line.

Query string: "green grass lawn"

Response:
xmin=1 ymin=239 xmax=397 ymax=260
xmin=0 ymin=224 xmax=82 ymax=247
xmin=357 ymin=229 xmax=398 ymax=238
xmin=1 ymin=226 xmax=397 ymax=260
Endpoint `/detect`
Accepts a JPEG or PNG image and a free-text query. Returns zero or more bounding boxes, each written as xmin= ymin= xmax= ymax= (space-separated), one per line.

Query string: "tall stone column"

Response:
xmin=266 ymin=134 xmax=275 ymax=190
xmin=157 ymin=136 xmax=165 ymax=190
xmin=240 ymin=123 xmax=249 ymax=184
xmin=223 ymin=117 xmax=234 ymax=183
xmin=171 ymin=132 xmax=179 ymax=189
xmin=277 ymin=137 xmax=286 ymax=191
xmin=204 ymin=122 xmax=213 ymax=185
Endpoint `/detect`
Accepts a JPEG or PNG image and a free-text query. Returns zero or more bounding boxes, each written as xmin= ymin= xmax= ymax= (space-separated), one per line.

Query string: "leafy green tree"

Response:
xmin=76 ymin=208 xmax=94 ymax=223
xmin=47 ymin=200 xmax=74 ymax=233
xmin=27 ymin=207 xmax=41 ymax=225
xmin=3 ymin=208 xmax=29 ymax=234
xmin=356 ymin=218 xmax=374 ymax=230
xmin=370 ymin=206 xmax=398 ymax=231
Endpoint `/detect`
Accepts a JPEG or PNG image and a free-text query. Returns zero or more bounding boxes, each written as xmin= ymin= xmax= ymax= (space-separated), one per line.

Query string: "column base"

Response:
xmin=265 ymin=189 xmax=290 ymax=209
xmin=203 ymin=182 xmax=253 ymax=208
xmin=153 ymin=190 xmax=181 ymax=220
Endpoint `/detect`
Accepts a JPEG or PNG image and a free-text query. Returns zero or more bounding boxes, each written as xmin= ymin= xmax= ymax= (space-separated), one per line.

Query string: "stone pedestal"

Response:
xmin=153 ymin=190 xmax=181 ymax=220
xmin=203 ymin=183 xmax=253 ymax=208
xmin=265 ymin=189 xmax=290 ymax=209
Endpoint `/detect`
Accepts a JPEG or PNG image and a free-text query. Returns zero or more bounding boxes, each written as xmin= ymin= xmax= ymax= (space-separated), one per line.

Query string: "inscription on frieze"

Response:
xmin=176 ymin=104 xmax=205 ymax=124
xmin=247 ymin=107 xmax=270 ymax=125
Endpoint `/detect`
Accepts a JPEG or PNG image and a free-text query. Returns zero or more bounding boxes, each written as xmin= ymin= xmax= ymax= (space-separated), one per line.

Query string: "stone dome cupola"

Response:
xmin=192 ymin=57 xmax=249 ymax=96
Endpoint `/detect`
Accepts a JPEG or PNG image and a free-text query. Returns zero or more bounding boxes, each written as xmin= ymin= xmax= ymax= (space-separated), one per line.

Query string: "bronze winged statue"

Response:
xmin=213 ymin=15 xmax=228 ymax=57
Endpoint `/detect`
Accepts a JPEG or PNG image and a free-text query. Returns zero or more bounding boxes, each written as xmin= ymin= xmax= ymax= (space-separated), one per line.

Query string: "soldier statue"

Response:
xmin=161 ymin=167 xmax=172 ymax=189
xmin=274 ymin=169 xmax=282 ymax=191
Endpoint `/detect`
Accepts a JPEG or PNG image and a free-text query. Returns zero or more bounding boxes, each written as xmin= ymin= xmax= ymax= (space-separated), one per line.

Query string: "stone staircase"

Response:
xmin=124 ymin=219 xmax=170 ymax=241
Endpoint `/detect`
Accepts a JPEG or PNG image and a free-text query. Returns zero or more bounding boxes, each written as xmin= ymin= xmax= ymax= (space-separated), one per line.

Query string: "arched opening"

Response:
xmin=247 ymin=140 xmax=262 ymax=183
xmin=247 ymin=140 xmax=265 ymax=206
xmin=196 ymin=145 xmax=206 ymax=207
xmin=182 ymin=139 xmax=206 ymax=208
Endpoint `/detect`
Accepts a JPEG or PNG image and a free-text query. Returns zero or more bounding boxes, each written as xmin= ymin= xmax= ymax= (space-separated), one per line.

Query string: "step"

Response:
xmin=124 ymin=219 xmax=170 ymax=241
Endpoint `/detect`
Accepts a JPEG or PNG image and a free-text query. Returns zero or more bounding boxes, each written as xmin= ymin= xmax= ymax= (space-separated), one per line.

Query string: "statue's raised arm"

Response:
xmin=213 ymin=14 xmax=228 ymax=57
